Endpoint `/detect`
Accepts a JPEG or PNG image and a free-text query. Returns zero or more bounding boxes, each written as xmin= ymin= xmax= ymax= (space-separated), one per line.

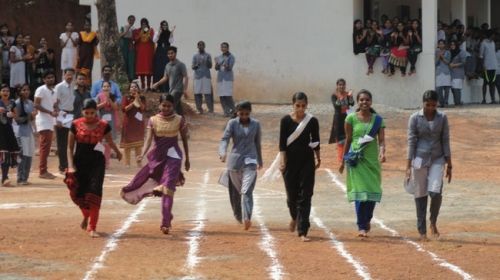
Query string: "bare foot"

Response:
xmin=80 ymin=217 xmax=88 ymax=230
xmin=89 ymin=231 xmax=99 ymax=238
xmin=420 ymin=234 xmax=429 ymax=242
xmin=300 ymin=236 xmax=311 ymax=242
xmin=430 ymin=224 xmax=440 ymax=238
xmin=244 ymin=220 xmax=252 ymax=231
xmin=161 ymin=226 xmax=170 ymax=235
xmin=289 ymin=220 xmax=296 ymax=232
xmin=358 ymin=230 xmax=368 ymax=237
xmin=366 ymin=223 xmax=371 ymax=233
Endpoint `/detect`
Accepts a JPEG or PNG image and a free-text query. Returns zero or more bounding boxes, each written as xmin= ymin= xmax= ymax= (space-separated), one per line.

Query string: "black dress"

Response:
xmin=279 ymin=115 xmax=320 ymax=237
xmin=0 ymin=99 xmax=20 ymax=166
xmin=153 ymin=30 xmax=171 ymax=93
xmin=329 ymin=94 xmax=354 ymax=144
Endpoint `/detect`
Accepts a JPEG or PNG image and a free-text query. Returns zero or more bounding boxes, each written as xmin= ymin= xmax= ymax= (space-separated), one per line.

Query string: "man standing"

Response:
xmin=152 ymin=46 xmax=188 ymax=115
xmin=90 ymin=65 xmax=122 ymax=103
xmin=479 ymin=30 xmax=498 ymax=104
xmin=192 ymin=41 xmax=213 ymax=114
xmin=73 ymin=72 xmax=91 ymax=119
xmin=34 ymin=71 xmax=58 ymax=179
xmin=54 ymin=68 xmax=75 ymax=173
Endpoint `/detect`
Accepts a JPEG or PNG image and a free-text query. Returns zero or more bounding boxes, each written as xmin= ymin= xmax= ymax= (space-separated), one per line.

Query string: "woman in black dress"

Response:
xmin=329 ymin=78 xmax=355 ymax=163
xmin=66 ymin=99 xmax=122 ymax=238
xmin=0 ymin=84 xmax=19 ymax=187
xmin=279 ymin=92 xmax=321 ymax=242
xmin=153 ymin=20 xmax=175 ymax=93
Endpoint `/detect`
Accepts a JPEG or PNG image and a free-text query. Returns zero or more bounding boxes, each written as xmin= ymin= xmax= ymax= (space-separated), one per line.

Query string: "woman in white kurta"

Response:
xmin=9 ymin=34 xmax=26 ymax=88
xmin=59 ymin=22 xmax=79 ymax=72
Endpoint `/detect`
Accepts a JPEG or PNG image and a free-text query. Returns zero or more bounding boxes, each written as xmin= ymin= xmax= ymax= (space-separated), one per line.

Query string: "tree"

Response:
xmin=95 ymin=0 xmax=128 ymax=85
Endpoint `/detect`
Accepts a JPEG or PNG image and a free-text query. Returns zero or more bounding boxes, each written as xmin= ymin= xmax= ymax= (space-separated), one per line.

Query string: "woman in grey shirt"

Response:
xmin=406 ymin=90 xmax=452 ymax=241
xmin=435 ymin=40 xmax=451 ymax=107
xmin=219 ymin=101 xmax=263 ymax=230
xmin=449 ymin=40 xmax=467 ymax=106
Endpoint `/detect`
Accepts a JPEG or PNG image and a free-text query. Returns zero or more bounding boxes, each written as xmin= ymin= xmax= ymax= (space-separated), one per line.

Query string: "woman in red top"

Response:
xmin=133 ymin=18 xmax=155 ymax=91
xmin=66 ymin=98 xmax=122 ymax=238
xmin=120 ymin=81 xmax=146 ymax=167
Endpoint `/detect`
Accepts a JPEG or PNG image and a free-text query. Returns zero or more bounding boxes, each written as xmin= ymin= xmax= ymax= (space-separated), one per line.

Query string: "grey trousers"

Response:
xmin=194 ymin=93 xmax=214 ymax=113
xmin=171 ymin=91 xmax=184 ymax=115
xmin=229 ymin=167 xmax=257 ymax=221
xmin=219 ymin=96 xmax=235 ymax=117
xmin=415 ymin=192 xmax=442 ymax=235
xmin=436 ymin=86 xmax=450 ymax=107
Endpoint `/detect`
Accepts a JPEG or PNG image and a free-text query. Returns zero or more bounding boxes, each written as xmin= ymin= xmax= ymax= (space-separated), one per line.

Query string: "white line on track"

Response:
xmin=0 ymin=202 xmax=60 ymax=209
xmin=82 ymin=199 xmax=149 ymax=280
xmin=311 ymin=208 xmax=372 ymax=280
xmin=254 ymin=194 xmax=286 ymax=280
xmin=324 ymin=168 xmax=474 ymax=280
xmin=183 ymin=170 xmax=209 ymax=276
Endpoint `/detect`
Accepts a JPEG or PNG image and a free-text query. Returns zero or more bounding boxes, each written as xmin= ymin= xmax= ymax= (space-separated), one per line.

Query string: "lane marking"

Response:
xmin=311 ymin=208 xmax=372 ymax=280
xmin=0 ymin=200 xmax=126 ymax=210
xmin=184 ymin=170 xmax=209 ymax=275
xmin=82 ymin=199 xmax=149 ymax=280
xmin=324 ymin=168 xmax=474 ymax=280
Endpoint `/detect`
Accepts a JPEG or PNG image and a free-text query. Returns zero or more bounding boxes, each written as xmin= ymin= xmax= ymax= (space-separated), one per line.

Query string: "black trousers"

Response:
xmin=56 ymin=126 xmax=69 ymax=172
xmin=283 ymin=159 xmax=315 ymax=237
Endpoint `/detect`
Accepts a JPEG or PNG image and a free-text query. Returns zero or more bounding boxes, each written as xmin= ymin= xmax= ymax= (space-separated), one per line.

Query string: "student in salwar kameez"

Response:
xmin=121 ymin=94 xmax=190 ymax=235
xmin=120 ymin=82 xmax=145 ymax=167
xmin=77 ymin=21 xmax=99 ymax=82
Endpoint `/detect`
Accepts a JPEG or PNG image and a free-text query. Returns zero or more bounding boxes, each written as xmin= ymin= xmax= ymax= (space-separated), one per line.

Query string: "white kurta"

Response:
xmin=59 ymin=32 xmax=79 ymax=70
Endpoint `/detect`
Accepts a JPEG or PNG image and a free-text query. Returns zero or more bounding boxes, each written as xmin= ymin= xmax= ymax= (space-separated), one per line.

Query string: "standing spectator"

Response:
xmin=279 ymin=92 xmax=320 ymax=242
xmin=73 ymin=73 xmax=91 ymax=119
xmin=449 ymin=40 xmax=467 ymax=106
xmin=55 ymin=68 xmax=75 ymax=174
xmin=90 ymin=65 xmax=122 ymax=102
xmin=9 ymin=34 xmax=27 ymax=91
xmin=406 ymin=90 xmax=452 ymax=241
xmin=77 ymin=20 xmax=99 ymax=81
xmin=479 ymin=30 xmax=498 ymax=104
xmin=23 ymin=35 xmax=36 ymax=91
xmin=153 ymin=20 xmax=175 ymax=93
xmin=435 ymin=40 xmax=451 ymax=107
xmin=0 ymin=83 xmax=19 ymax=187
xmin=119 ymin=15 xmax=136 ymax=82
xmin=408 ymin=19 xmax=423 ymax=75
xmin=96 ymin=81 xmax=119 ymax=168
xmin=133 ymin=18 xmax=155 ymax=91
xmin=34 ymin=71 xmax=58 ymax=179
xmin=34 ymin=38 xmax=56 ymax=90
xmin=1 ymin=24 xmax=14 ymax=84
xmin=365 ymin=21 xmax=382 ymax=75
xmin=215 ymin=42 xmax=236 ymax=117
xmin=352 ymin=19 xmax=367 ymax=55
xmin=495 ymin=41 xmax=500 ymax=98
xmin=152 ymin=46 xmax=188 ymax=115
xmin=15 ymin=84 xmax=36 ymax=185
xmin=339 ymin=90 xmax=386 ymax=238
xmin=120 ymin=82 xmax=146 ymax=167
xmin=437 ymin=22 xmax=446 ymax=42
xmin=329 ymin=78 xmax=354 ymax=163
xmin=59 ymin=22 xmax=79 ymax=75
xmin=388 ymin=22 xmax=409 ymax=77
xmin=380 ymin=19 xmax=393 ymax=74
xmin=192 ymin=41 xmax=213 ymax=114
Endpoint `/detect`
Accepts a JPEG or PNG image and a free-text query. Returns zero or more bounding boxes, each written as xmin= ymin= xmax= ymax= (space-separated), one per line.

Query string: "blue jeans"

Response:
xmin=355 ymin=201 xmax=376 ymax=231
xmin=17 ymin=155 xmax=32 ymax=183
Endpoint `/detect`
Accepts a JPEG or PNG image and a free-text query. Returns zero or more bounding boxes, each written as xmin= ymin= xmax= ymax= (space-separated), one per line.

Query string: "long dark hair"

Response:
xmin=159 ymin=20 xmax=171 ymax=42
xmin=356 ymin=89 xmax=376 ymax=113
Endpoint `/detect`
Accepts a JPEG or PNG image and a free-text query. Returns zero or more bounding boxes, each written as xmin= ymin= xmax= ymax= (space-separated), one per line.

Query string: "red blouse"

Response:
xmin=71 ymin=118 xmax=111 ymax=144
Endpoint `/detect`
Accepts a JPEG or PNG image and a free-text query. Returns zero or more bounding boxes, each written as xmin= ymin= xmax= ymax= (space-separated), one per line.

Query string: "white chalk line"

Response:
xmin=254 ymin=195 xmax=286 ymax=280
xmin=0 ymin=200 xmax=127 ymax=210
xmin=81 ymin=199 xmax=149 ymax=280
xmin=183 ymin=170 xmax=209 ymax=277
xmin=324 ymin=168 xmax=474 ymax=280
xmin=311 ymin=208 xmax=372 ymax=280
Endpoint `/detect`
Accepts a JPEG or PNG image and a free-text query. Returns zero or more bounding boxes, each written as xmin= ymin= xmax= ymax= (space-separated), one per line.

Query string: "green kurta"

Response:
xmin=345 ymin=112 xmax=385 ymax=202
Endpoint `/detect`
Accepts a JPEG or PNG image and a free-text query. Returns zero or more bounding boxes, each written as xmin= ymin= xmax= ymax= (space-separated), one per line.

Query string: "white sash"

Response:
xmin=260 ymin=113 xmax=314 ymax=182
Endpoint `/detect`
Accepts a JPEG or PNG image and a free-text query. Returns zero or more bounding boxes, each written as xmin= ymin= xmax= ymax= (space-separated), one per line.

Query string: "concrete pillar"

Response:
xmin=421 ymin=0 xmax=438 ymax=93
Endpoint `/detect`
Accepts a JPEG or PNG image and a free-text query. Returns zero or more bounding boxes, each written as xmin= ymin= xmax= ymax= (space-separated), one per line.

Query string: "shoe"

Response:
xmin=289 ymin=220 xmax=297 ymax=232
xmin=39 ymin=172 xmax=56 ymax=179
xmin=244 ymin=220 xmax=252 ymax=230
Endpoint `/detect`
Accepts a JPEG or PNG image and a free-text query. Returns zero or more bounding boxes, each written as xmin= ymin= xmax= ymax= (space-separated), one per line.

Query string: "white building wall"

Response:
xmin=82 ymin=0 xmax=486 ymax=108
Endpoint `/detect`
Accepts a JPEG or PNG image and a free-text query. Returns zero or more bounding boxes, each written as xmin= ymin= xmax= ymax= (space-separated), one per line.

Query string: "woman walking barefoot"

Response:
xmin=279 ymin=92 xmax=321 ymax=242
xmin=121 ymin=94 xmax=190 ymax=235
xmin=339 ymin=90 xmax=386 ymax=238
xmin=329 ymin=78 xmax=355 ymax=163
xmin=406 ymin=90 xmax=452 ymax=241
xmin=66 ymin=99 xmax=122 ymax=238
xmin=219 ymin=101 xmax=263 ymax=230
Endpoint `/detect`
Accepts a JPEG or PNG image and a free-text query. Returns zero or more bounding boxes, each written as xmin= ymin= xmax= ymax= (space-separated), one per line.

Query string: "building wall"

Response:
xmin=85 ymin=0 xmax=486 ymax=107
xmin=491 ymin=0 xmax=500 ymax=28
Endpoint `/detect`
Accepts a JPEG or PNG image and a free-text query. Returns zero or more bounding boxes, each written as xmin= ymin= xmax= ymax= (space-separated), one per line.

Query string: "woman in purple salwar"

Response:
xmin=121 ymin=94 xmax=190 ymax=235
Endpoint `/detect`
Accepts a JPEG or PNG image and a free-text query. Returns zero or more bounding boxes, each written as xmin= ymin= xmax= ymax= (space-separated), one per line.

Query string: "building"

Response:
xmin=81 ymin=0 xmax=498 ymax=108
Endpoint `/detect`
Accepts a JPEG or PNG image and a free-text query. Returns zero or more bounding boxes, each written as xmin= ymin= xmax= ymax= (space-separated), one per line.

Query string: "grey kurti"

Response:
xmin=219 ymin=117 xmax=262 ymax=170
xmin=192 ymin=52 xmax=212 ymax=94
xmin=215 ymin=53 xmax=235 ymax=97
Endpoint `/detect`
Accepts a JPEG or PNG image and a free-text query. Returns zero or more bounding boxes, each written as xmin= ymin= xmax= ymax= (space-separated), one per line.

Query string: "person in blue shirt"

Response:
xmin=90 ymin=65 xmax=122 ymax=104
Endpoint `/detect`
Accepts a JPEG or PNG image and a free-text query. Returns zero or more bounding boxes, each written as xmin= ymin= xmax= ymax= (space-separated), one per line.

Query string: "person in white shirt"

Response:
xmin=59 ymin=22 xmax=79 ymax=76
xmin=34 ymin=71 xmax=58 ymax=179
xmin=479 ymin=30 xmax=498 ymax=104
xmin=55 ymin=68 xmax=75 ymax=173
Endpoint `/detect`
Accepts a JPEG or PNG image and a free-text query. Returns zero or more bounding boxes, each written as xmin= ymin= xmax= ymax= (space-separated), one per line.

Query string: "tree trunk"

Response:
xmin=95 ymin=0 xmax=128 ymax=85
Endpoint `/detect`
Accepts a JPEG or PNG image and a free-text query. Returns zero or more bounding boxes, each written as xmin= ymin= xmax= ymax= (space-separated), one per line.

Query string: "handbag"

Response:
xmin=343 ymin=115 xmax=382 ymax=167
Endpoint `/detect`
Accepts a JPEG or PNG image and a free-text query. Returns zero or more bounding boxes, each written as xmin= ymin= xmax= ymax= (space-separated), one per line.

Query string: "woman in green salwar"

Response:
xmin=339 ymin=89 xmax=386 ymax=237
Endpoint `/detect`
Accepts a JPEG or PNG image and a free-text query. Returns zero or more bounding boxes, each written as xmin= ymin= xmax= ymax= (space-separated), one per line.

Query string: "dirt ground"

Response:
xmin=1 ymin=101 xmax=500 ymax=280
